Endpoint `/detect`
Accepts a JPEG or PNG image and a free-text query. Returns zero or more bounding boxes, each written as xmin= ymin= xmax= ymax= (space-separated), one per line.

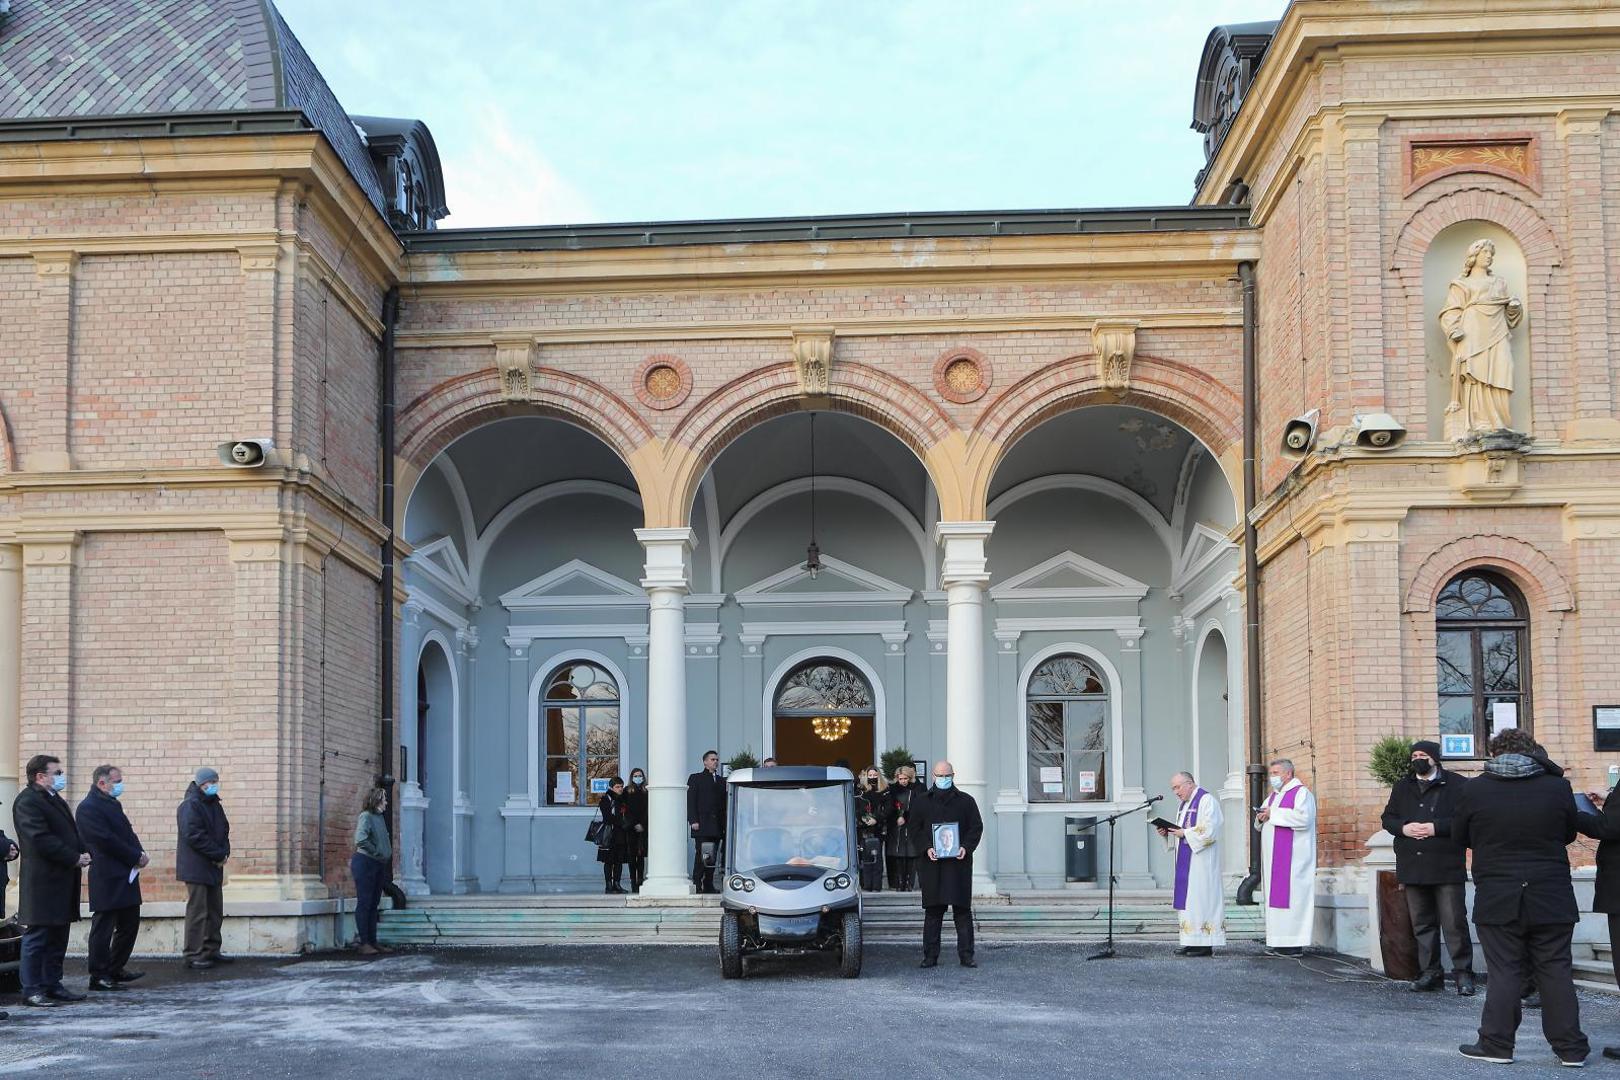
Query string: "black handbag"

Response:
xmin=585 ymin=818 xmax=613 ymax=846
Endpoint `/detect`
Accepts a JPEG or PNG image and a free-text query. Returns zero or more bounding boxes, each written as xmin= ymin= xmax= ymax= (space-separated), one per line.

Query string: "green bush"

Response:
xmin=880 ymin=746 xmax=916 ymax=780
xmin=1369 ymin=734 xmax=1414 ymax=788
xmin=727 ymin=748 xmax=760 ymax=771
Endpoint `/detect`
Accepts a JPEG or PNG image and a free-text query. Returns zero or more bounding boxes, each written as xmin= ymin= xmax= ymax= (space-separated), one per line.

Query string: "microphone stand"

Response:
xmin=1086 ymin=796 xmax=1164 ymax=961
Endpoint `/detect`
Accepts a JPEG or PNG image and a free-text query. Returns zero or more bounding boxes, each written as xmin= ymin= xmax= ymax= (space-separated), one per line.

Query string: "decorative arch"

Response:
xmin=397 ymin=366 xmax=655 ymax=497
xmin=762 ymin=645 xmax=888 ymax=762
xmin=1390 ymin=185 xmax=1562 ymax=298
xmin=669 ymin=362 xmax=954 ymax=519
xmin=1189 ymin=621 xmax=1230 ymax=794
xmin=968 ymin=353 xmax=1242 ymax=520
xmin=987 ymin=473 xmax=1177 ymax=561
xmin=718 ymin=476 xmax=932 ymax=590
xmin=471 ymin=479 xmax=643 ymax=587
xmin=1403 ymin=533 xmax=1574 ymax=614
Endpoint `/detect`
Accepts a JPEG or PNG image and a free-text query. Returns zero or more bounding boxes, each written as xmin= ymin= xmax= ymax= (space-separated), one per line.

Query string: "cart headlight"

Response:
xmin=728 ymin=875 xmax=746 ymax=892
xmin=742 ymin=878 xmax=755 ymax=892
xmin=823 ymin=875 xmax=838 ymax=891
xmin=836 ymin=873 xmax=851 ymax=889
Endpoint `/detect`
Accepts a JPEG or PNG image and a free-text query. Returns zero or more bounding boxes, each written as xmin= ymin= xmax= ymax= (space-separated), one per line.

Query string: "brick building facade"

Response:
xmin=1 ymin=1 xmax=1617 ymax=949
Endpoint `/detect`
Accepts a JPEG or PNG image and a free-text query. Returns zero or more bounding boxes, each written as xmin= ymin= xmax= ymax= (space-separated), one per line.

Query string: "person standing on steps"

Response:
xmin=177 ymin=767 xmax=232 ymax=971
xmin=686 ymin=751 xmax=725 ymax=894
xmin=624 ymin=768 xmax=649 ymax=894
xmin=598 ymin=777 xmax=630 ymax=894
xmin=75 ymin=764 xmax=149 ymax=990
xmin=907 ymin=761 xmax=982 ymax=969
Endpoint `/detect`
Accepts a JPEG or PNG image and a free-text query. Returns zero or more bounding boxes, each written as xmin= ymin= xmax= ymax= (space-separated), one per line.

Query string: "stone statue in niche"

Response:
xmin=1439 ymin=239 xmax=1523 ymax=438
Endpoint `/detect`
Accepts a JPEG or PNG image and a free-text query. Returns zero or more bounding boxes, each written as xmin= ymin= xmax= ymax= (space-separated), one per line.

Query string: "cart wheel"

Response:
xmin=720 ymin=911 xmax=744 ymax=979
xmin=838 ymin=911 xmax=862 ymax=978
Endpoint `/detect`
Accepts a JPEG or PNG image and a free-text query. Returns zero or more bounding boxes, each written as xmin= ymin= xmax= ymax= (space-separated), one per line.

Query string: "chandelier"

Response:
xmin=811 ymin=715 xmax=851 ymax=741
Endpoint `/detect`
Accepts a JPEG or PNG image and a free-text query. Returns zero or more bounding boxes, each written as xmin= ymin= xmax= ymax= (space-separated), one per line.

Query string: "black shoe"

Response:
xmin=209 ymin=954 xmax=236 ymax=964
xmin=111 ymin=969 xmax=146 ymax=983
xmin=960 ymin=957 xmax=977 ymax=968
xmin=1459 ymin=1044 xmax=1514 ymax=1064
xmin=1522 ymin=991 xmax=1542 ymax=1009
xmin=920 ymin=958 xmax=938 ymax=968
xmin=0 ymin=1009 xmax=7 ymax=1020
xmin=1265 ymin=946 xmax=1303 ymax=957
xmin=1457 ymin=972 xmax=1477 ymax=997
xmin=46 ymin=988 xmax=87 ymax=1003
xmin=22 ymin=994 xmax=60 ymax=1008
xmin=88 ymin=978 xmax=125 ymax=992
xmin=1184 ymin=946 xmax=1214 ymax=957
xmin=1173 ymin=946 xmax=1190 ymax=956
xmin=186 ymin=959 xmax=216 ymax=971
xmin=1409 ymin=972 xmax=1444 ymax=992
xmin=1556 ymin=1053 xmax=1587 ymax=1068
xmin=1600 ymin=1047 xmax=1620 ymax=1061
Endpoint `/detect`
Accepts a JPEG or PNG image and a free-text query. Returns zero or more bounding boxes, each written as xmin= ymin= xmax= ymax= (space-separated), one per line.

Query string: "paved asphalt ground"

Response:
xmin=3 ymin=942 xmax=1619 ymax=1078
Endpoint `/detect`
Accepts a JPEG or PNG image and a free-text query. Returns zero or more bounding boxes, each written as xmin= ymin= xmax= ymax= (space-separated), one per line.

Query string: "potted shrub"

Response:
xmin=880 ymin=746 xmax=916 ymax=781
xmin=725 ymin=748 xmax=760 ymax=774
xmin=1368 ymin=734 xmax=1420 ymax=980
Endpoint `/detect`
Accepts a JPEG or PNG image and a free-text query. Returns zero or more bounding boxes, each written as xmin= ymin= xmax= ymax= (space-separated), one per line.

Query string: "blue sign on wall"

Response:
xmin=590 ymin=777 xmax=610 ymax=794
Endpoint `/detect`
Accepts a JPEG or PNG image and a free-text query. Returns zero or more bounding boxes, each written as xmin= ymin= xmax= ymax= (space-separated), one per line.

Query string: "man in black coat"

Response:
xmin=1576 ymin=770 xmax=1620 ymax=1061
xmin=907 ymin=760 xmax=984 ymax=968
xmin=1381 ymin=739 xmax=1474 ymax=995
xmin=177 ymin=767 xmax=231 ymax=970
xmin=12 ymin=754 xmax=91 ymax=1007
xmin=1452 ymin=727 xmax=1588 ymax=1066
xmin=1 ymin=800 xmax=16 ymax=1022
xmin=686 ymin=751 xmax=726 ymax=893
xmin=75 ymin=764 xmax=149 ymax=991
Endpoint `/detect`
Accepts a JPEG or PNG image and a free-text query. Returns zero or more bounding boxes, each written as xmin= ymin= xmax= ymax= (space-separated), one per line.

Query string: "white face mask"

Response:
xmin=1268 ymin=776 xmax=1285 ymax=792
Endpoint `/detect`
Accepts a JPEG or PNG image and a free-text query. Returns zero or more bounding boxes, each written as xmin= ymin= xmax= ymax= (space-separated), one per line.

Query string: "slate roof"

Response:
xmin=0 ymin=0 xmax=384 ymax=210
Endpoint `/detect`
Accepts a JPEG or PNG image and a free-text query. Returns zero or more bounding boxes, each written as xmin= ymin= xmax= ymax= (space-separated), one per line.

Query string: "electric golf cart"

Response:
xmin=717 ymin=765 xmax=862 ymax=978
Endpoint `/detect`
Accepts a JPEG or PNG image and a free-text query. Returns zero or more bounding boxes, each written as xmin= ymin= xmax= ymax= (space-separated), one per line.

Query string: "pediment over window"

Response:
xmin=499 ymin=559 xmax=644 ymax=611
xmin=991 ymin=551 xmax=1149 ymax=604
xmin=406 ymin=537 xmax=477 ymax=606
xmin=734 ymin=555 xmax=914 ymax=607
xmin=1171 ymin=524 xmax=1237 ymax=594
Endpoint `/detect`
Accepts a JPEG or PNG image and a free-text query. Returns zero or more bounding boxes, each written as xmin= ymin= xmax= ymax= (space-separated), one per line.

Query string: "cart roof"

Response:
xmin=727 ymin=766 xmax=853 ymax=785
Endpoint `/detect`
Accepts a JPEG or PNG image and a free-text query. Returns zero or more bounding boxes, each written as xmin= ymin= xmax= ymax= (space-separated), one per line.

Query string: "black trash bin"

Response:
xmin=1065 ymin=816 xmax=1098 ymax=883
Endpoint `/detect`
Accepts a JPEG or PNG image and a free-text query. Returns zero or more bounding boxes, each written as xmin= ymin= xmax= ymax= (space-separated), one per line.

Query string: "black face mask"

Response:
xmin=1411 ymin=759 xmax=1434 ymax=777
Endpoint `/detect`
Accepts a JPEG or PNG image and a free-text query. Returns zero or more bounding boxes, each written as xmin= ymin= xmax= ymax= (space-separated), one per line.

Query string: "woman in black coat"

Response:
xmin=1577 ymin=779 xmax=1620 ymax=1060
xmin=623 ymin=769 xmax=649 ymax=894
xmin=854 ymin=767 xmax=889 ymax=892
xmin=597 ymin=778 xmax=631 ymax=894
xmin=886 ymin=766 xmax=923 ymax=891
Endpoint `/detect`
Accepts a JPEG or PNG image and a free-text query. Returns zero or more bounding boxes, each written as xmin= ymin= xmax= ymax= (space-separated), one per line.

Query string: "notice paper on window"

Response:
xmin=1491 ymin=702 xmax=1518 ymax=734
xmin=1039 ymin=766 xmax=1063 ymax=784
xmin=1077 ymin=771 xmax=1097 ymax=794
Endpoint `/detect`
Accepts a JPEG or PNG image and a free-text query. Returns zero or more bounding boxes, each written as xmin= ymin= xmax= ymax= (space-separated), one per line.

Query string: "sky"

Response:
xmin=275 ymin=1 xmax=1280 ymax=229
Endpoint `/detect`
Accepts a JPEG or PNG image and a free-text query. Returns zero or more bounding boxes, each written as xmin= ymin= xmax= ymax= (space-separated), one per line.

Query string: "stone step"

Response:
xmin=1573 ymin=959 xmax=1616 ymax=985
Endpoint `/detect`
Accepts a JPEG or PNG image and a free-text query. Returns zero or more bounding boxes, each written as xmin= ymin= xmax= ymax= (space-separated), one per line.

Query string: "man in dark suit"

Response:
xmin=75 ymin=764 xmax=148 ymax=991
xmin=907 ymin=760 xmax=984 ymax=968
xmin=0 ymin=801 xmax=16 ymax=1023
xmin=686 ymin=750 xmax=725 ymax=893
xmin=1576 ymin=769 xmax=1620 ymax=1060
xmin=13 ymin=754 xmax=90 ymax=1008
xmin=1381 ymin=739 xmax=1474 ymax=995
xmin=1453 ymin=727 xmax=1589 ymax=1066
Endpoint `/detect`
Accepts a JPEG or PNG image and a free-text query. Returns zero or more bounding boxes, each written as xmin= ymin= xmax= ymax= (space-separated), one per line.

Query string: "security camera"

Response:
xmin=217 ymin=439 xmax=274 ymax=467
xmin=1280 ymin=409 xmax=1320 ymax=459
xmin=1351 ymin=413 xmax=1406 ymax=451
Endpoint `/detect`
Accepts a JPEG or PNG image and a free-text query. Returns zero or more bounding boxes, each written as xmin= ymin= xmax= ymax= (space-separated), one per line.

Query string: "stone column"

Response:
xmin=881 ymin=631 xmax=909 ymax=753
xmin=0 ymin=545 xmax=20 ymax=856
xmin=935 ymin=521 xmax=996 ymax=895
xmin=1557 ymin=108 xmax=1616 ymax=438
xmin=19 ymin=533 xmax=78 ymax=777
xmin=27 ymin=252 xmax=75 ymax=472
xmin=740 ymin=633 xmax=767 ymax=756
xmin=637 ymin=527 xmax=696 ymax=898
xmin=397 ymin=601 xmax=430 ymax=896
xmin=1219 ymin=592 xmax=1249 ymax=881
xmin=498 ymin=640 xmax=534 ymax=892
xmin=1113 ymin=626 xmax=1155 ymax=890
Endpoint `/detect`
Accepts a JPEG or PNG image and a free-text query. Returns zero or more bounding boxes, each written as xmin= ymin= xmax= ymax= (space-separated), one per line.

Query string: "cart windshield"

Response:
xmin=732 ymin=782 xmax=850 ymax=874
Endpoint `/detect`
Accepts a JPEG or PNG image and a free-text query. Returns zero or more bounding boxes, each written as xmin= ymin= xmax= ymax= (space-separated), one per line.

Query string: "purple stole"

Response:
xmin=1265 ymin=783 xmax=1303 ymax=909
xmin=1172 ymin=788 xmax=1207 ymax=911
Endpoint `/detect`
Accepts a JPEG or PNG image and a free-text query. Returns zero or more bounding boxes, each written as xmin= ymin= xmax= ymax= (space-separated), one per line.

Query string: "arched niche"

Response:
xmin=1423 ymin=220 xmax=1532 ymax=436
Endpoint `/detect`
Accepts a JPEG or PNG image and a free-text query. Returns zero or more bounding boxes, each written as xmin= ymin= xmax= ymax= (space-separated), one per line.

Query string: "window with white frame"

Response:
xmin=1026 ymin=654 xmax=1109 ymax=802
xmin=542 ymin=662 xmax=620 ymax=806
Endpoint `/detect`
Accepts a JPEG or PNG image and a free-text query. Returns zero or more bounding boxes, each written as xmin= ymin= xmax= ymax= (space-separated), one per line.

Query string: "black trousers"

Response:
xmin=87 ymin=905 xmax=141 ymax=978
xmin=1404 ymin=882 xmax=1473 ymax=976
xmin=923 ymin=903 xmax=974 ymax=961
xmin=1474 ymin=917 xmax=1588 ymax=1058
xmin=20 ymin=923 xmax=70 ymax=997
xmin=691 ymin=835 xmax=719 ymax=892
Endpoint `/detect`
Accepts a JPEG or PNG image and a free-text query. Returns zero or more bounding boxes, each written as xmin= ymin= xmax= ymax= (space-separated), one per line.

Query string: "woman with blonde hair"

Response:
xmin=887 ymin=765 xmax=923 ymax=891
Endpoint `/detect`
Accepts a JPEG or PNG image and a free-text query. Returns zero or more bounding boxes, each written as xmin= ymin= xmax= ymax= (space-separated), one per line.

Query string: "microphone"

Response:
xmin=1146 ymin=794 xmax=1164 ymax=804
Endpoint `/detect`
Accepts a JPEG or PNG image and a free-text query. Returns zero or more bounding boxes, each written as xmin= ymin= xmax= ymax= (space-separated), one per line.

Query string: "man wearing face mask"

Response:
xmin=176 ymin=767 xmax=231 ymax=970
xmin=12 ymin=754 xmax=91 ymax=1007
xmin=1254 ymin=758 xmax=1317 ymax=956
xmin=76 ymin=765 xmax=149 ymax=991
xmin=1381 ymin=740 xmax=1474 ymax=995
xmin=906 ymin=761 xmax=983 ymax=968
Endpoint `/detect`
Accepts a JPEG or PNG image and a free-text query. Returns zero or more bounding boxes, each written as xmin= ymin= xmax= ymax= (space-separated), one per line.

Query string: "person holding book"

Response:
xmin=907 ymin=760 xmax=983 ymax=969
xmin=1156 ymin=771 xmax=1224 ymax=957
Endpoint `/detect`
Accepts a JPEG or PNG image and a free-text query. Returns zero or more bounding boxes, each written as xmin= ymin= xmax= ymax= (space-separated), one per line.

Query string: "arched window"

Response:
xmin=1436 ymin=570 xmax=1531 ymax=755
xmin=772 ymin=659 xmax=875 ymax=767
xmin=1027 ymin=654 xmax=1109 ymax=802
xmin=542 ymin=662 xmax=620 ymax=806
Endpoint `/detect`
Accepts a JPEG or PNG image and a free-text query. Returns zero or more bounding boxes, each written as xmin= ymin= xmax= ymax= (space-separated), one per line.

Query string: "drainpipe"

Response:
xmin=1235 ymin=261 xmax=1265 ymax=906
xmin=378 ymin=285 xmax=400 ymax=801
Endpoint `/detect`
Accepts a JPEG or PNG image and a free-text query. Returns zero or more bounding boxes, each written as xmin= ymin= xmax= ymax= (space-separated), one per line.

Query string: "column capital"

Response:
xmin=0 ymin=544 xmax=21 ymax=573
xmin=31 ymin=250 xmax=77 ymax=278
xmin=636 ymin=526 xmax=696 ymax=592
xmin=20 ymin=531 xmax=80 ymax=567
xmin=1557 ymin=107 xmax=1610 ymax=139
xmin=935 ymin=520 xmax=993 ymax=587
